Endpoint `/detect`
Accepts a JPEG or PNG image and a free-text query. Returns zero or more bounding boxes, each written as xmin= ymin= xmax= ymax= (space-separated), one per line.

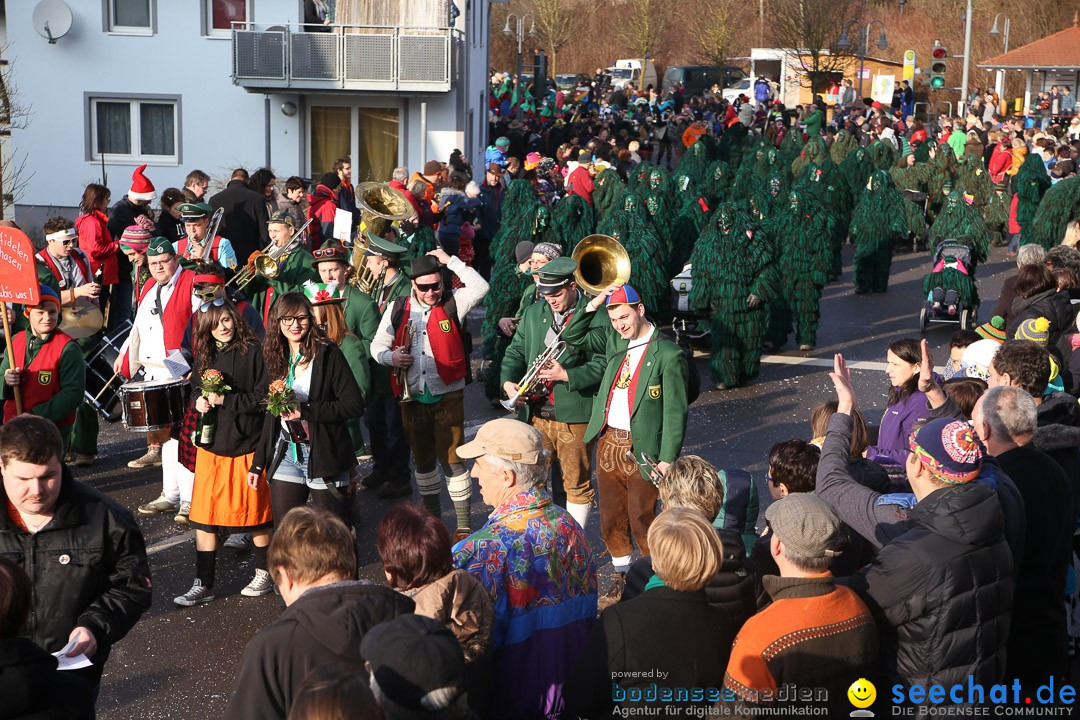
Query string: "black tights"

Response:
xmin=270 ymin=480 xmax=347 ymax=530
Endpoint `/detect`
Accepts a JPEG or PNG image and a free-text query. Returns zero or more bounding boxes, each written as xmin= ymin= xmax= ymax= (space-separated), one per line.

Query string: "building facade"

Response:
xmin=2 ymin=0 xmax=492 ymax=235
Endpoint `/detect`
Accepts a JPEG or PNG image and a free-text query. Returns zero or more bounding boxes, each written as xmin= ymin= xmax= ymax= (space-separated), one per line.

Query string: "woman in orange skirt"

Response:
xmin=174 ymin=298 xmax=273 ymax=606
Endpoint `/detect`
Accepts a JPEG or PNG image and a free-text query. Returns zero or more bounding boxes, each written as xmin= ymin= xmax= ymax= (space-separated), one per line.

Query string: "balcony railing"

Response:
xmin=232 ymin=23 xmax=459 ymax=92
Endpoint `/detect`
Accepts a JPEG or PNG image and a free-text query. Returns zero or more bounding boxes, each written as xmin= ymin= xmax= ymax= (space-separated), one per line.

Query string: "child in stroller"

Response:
xmin=921 ymin=240 xmax=979 ymax=331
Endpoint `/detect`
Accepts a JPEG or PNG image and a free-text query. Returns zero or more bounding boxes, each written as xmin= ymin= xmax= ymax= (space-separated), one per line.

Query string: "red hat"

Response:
xmin=129 ymin=164 xmax=156 ymax=202
xmin=606 ymin=285 xmax=642 ymax=306
xmin=871 ymin=101 xmax=882 ymax=109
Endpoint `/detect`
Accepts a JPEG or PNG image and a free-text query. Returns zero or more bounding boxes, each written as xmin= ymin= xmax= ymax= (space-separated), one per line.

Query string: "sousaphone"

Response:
xmin=571 ymin=234 xmax=632 ymax=296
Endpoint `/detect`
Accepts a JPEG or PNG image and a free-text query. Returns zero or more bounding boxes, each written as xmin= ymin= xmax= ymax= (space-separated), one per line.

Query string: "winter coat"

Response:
xmin=1006 ymin=288 xmax=1075 ymax=346
xmin=476 ymin=182 xmax=504 ymax=239
xmin=996 ymin=445 xmax=1073 ymax=687
xmin=435 ymin=187 xmax=481 ymax=240
xmin=0 ymin=637 xmax=94 ymax=720
xmin=1033 ymin=391 xmax=1080 ymax=523
xmin=306 ymin=184 xmax=338 ymax=249
xmin=849 ymin=482 xmax=1014 ymax=690
xmin=75 ymin=210 xmax=118 ymax=285
xmin=989 ymin=143 xmax=1013 ymax=184
xmin=276 ymin=195 xmax=306 ymax=234
xmin=622 ymin=528 xmax=757 ymax=625
xmin=224 ymin=581 xmax=414 ymax=720
xmin=992 ymin=273 xmax=1020 ymax=325
xmin=199 ymin=343 xmax=268 ymax=457
xmin=209 ymin=179 xmax=272 ymax=265
xmin=0 ymin=465 xmax=152 ymax=689
xmin=865 ymin=388 xmax=931 ymax=466
xmin=566 ymin=166 xmax=594 ymax=206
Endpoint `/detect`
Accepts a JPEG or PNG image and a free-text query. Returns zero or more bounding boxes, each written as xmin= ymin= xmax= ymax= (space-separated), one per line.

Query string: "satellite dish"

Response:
xmin=32 ymin=0 xmax=73 ymax=44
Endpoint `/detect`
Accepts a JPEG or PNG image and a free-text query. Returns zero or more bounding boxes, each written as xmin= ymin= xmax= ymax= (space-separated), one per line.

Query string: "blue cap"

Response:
xmin=605 ymin=285 xmax=641 ymax=306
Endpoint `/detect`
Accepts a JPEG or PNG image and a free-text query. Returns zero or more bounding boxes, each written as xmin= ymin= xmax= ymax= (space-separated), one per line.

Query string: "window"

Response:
xmin=204 ymin=0 xmax=248 ymax=37
xmin=89 ymin=96 xmax=179 ymax=164
xmin=107 ymin=0 xmax=153 ymax=34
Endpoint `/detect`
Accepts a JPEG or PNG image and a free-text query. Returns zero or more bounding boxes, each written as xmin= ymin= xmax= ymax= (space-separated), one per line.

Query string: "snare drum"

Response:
xmin=121 ymin=378 xmax=189 ymax=432
xmin=83 ymin=320 xmax=132 ymax=422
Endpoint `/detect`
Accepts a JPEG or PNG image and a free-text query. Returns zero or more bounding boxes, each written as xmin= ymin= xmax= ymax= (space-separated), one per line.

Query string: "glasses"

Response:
xmin=52 ymin=239 xmax=74 ymax=246
xmin=279 ymin=315 xmax=312 ymax=327
xmin=415 ymin=282 xmax=442 ymax=293
xmin=199 ymin=297 xmax=225 ymax=313
xmin=312 ymin=248 xmax=340 ymax=258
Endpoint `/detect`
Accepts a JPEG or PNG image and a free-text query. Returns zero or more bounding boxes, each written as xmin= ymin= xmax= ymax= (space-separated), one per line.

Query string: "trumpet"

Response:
xmin=229 ymin=218 xmax=312 ymax=290
xmin=395 ymin=323 xmax=415 ymax=403
xmin=625 ymin=449 xmax=664 ymax=486
xmin=501 ymin=333 xmax=567 ymax=411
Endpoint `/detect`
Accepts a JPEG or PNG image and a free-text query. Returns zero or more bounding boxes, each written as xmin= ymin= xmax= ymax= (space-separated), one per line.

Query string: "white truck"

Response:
xmin=607 ymin=58 xmax=658 ymax=90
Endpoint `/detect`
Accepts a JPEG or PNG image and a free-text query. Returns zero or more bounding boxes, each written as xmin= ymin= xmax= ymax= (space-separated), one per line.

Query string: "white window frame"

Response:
xmin=104 ymin=0 xmax=155 ymax=36
xmin=86 ymin=94 xmax=181 ymax=166
xmin=202 ymin=0 xmax=252 ymax=38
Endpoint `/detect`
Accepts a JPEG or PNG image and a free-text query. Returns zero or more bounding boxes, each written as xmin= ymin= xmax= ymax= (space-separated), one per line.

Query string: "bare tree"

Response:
xmin=523 ymin=0 xmax=594 ymax=77
xmin=0 ymin=50 xmax=34 ymax=221
xmin=613 ymin=0 xmax=669 ymax=64
xmin=687 ymin=0 xmax=744 ymax=67
xmin=768 ymin=0 xmax=865 ymax=95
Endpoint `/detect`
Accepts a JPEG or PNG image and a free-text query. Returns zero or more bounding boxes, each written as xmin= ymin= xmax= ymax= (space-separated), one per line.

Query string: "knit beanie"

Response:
xmin=975 ymin=315 xmax=1007 ymax=343
xmin=1015 ymin=317 xmax=1051 ymax=344
xmin=908 ymin=418 xmax=983 ymax=485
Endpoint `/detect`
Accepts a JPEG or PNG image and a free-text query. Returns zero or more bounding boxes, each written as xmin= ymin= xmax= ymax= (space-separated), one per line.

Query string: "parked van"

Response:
xmin=607 ymin=58 xmax=658 ymax=90
xmin=662 ymin=65 xmax=747 ymax=97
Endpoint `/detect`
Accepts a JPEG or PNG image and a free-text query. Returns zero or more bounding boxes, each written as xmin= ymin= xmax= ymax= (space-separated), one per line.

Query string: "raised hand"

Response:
xmin=829 ymin=353 xmax=856 ymax=414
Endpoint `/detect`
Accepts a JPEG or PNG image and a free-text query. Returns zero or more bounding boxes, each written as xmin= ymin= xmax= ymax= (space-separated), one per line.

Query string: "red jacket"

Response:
xmin=567 ymin=166 xmax=594 ymax=206
xmin=307 ymin=185 xmax=339 ymax=247
xmin=989 ymin=143 xmax=1013 ymax=184
xmin=75 ymin=210 xmax=119 ymax=285
xmin=390 ymin=179 xmax=422 ymax=216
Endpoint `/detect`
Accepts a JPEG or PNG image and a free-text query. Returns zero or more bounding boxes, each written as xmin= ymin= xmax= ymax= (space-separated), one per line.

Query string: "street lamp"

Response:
xmin=989 ymin=13 xmax=1011 ymax=104
xmin=503 ymin=12 xmax=535 ymax=120
xmin=839 ymin=19 xmax=888 ymax=102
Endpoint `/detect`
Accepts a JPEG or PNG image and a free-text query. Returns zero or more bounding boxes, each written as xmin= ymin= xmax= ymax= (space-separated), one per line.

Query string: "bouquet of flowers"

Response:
xmin=266 ymin=379 xmax=298 ymax=416
xmin=200 ymin=368 xmax=231 ymax=397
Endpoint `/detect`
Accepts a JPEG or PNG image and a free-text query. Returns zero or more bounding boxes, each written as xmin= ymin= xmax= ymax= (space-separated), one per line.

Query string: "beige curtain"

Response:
xmin=356 ymin=108 xmax=399 ymax=182
xmin=310 ymin=106 xmax=351 ymax=177
xmin=334 ymin=0 xmax=447 ymax=28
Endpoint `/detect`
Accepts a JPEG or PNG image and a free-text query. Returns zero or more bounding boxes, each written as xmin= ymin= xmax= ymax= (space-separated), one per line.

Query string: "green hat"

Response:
xmin=177 ymin=202 xmax=213 ymax=220
xmin=363 ymin=232 xmax=407 ymax=260
xmin=311 ymin=240 xmax=350 ymax=267
xmin=267 ymin=210 xmax=294 ymax=227
xmin=146 ymin=237 xmax=175 ymax=257
xmin=535 ymin=256 xmax=578 ymax=295
xmin=302 ymin=280 xmax=345 ymax=306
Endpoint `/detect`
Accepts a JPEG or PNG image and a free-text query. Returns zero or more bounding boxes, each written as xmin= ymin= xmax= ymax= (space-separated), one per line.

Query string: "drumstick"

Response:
xmin=92 ymin=370 xmax=121 ymax=403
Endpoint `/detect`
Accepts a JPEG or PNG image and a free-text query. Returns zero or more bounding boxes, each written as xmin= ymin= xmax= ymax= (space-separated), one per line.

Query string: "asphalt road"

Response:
xmin=79 ymin=242 xmax=1015 ymax=719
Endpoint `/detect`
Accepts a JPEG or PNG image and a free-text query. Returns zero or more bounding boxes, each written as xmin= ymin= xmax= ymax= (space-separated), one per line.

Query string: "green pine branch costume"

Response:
xmin=791 ymin=137 xmax=829 ymax=180
xmin=689 ymin=202 xmax=779 ymax=388
xmin=748 ymin=170 xmax=791 ymax=224
xmin=598 ymin=190 xmax=668 ymax=323
xmin=850 ymin=170 xmax=907 ymax=293
xmin=830 ymin=130 xmax=858 ymax=165
xmin=841 ymin=148 xmax=876 ymax=204
xmin=1016 ymin=154 xmax=1053 ymax=246
xmin=867 ymin=140 xmax=897 ymax=172
xmin=675 ymin=141 xmax=710 ymax=188
xmin=702 ymin=160 xmax=733 ymax=206
xmin=929 ymin=191 xmax=990 ymax=265
xmin=644 ymin=167 xmax=679 ymax=256
xmin=793 ymin=162 xmax=848 ymax=279
xmin=551 ymin=193 xmax=595 ymax=255
xmin=1029 ymin=175 xmax=1080 ymax=250
xmin=592 ymin=168 xmax=626 ymax=226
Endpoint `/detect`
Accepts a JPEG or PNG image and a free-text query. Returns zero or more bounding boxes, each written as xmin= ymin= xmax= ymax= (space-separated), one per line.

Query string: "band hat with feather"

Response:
xmin=363 ymin=232 xmax=407 ymax=260
xmin=177 ymin=202 xmax=213 ymax=220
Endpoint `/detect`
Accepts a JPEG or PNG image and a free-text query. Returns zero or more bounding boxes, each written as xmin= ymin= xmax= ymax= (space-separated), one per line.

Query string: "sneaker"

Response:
xmin=241 ymin=569 xmax=274 ymax=597
xmin=223 ymin=533 xmax=250 ymax=550
xmin=128 ymin=446 xmax=162 ymax=469
xmin=174 ymin=579 xmax=215 ymax=607
xmin=74 ymin=454 xmax=95 ymax=467
xmin=138 ymin=495 xmax=179 ymax=515
xmin=174 ymin=501 xmax=191 ymax=525
xmin=799 ymin=344 xmax=814 ymax=351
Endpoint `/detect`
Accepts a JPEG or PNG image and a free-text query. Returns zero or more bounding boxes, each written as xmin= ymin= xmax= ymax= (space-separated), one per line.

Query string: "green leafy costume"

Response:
xmin=841 ymin=147 xmax=876 ymax=204
xmin=670 ymin=174 xmax=710 ymax=276
xmin=675 ymin=140 xmax=710 ymax=188
xmin=689 ymin=202 xmax=779 ymax=388
xmin=1016 ymin=154 xmax=1053 ymax=247
xmin=748 ymin=170 xmax=790 ymax=224
xmin=598 ymin=190 xmax=668 ymax=322
xmin=791 ymin=137 xmax=829 ymax=180
xmin=592 ymin=167 xmax=626 ymax=227
xmin=702 ymin=160 xmax=733 ymax=206
xmin=851 ymin=170 xmax=907 ymax=293
xmin=551 ymin=193 xmax=594 ymax=254
xmin=867 ymin=140 xmax=896 ymax=172
xmin=644 ymin=167 xmax=679 ymax=256
xmin=929 ymin=191 xmax=990 ymax=265
xmin=764 ymin=189 xmax=833 ymax=349
xmin=793 ymin=162 xmax=848 ymax=280
xmin=830 ymin=130 xmax=858 ymax=165
xmin=1029 ymin=175 xmax=1080 ymax=250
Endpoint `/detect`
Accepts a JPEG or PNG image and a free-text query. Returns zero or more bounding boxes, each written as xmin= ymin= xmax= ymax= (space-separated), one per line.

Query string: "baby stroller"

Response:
xmin=920 ymin=240 xmax=979 ymax=332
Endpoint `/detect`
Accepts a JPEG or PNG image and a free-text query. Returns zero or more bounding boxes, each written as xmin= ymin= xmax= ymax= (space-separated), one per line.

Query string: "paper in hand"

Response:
xmin=333 ymin=209 xmax=352 ymax=241
xmin=52 ymin=637 xmax=93 ymax=671
xmin=164 ymin=349 xmax=191 ymax=379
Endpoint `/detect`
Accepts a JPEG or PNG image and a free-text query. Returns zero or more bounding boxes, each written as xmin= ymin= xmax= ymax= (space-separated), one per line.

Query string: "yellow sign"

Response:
xmin=903 ymin=49 xmax=916 ymax=81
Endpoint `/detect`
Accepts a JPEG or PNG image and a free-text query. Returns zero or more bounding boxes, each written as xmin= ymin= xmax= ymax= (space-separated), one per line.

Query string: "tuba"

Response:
xmin=355 ymin=182 xmax=413 ymax=265
xmin=570 ymin=234 xmax=632 ymax=296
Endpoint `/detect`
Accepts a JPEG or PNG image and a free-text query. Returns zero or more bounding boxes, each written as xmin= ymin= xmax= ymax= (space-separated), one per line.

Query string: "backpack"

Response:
xmin=390 ymin=294 xmax=474 ymax=385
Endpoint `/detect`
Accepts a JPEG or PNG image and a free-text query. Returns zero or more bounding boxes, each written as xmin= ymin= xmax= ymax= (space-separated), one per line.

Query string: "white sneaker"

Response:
xmin=223 ymin=533 xmax=250 ymax=550
xmin=174 ymin=579 xmax=215 ymax=607
xmin=173 ymin=501 xmax=191 ymax=525
xmin=138 ymin=495 xmax=179 ymax=515
xmin=241 ymin=569 xmax=274 ymax=597
xmin=128 ymin=446 xmax=163 ymax=469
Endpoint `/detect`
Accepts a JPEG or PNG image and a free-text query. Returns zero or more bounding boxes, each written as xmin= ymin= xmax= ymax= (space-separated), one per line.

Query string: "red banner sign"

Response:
xmin=0 ymin=227 xmax=39 ymax=306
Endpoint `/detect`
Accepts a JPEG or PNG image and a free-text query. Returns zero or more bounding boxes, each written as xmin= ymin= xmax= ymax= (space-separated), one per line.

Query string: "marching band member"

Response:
xmin=1 ymin=286 xmax=84 ymax=454
xmin=371 ymin=249 xmax=489 ymax=538
xmin=240 ymin=211 xmax=318 ymax=326
xmin=576 ymin=285 xmax=689 ymax=585
xmin=501 ymin=257 xmax=606 ymax=529
xmin=114 ymin=238 xmax=197 ymax=513
xmin=119 ymin=226 xmax=153 ymax=305
xmin=175 ymin=202 xmax=237 ymax=271
xmin=310 ymin=240 xmax=379 ymax=365
xmin=251 ymin=293 xmax=364 ymax=528
xmin=35 ymin=216 xmax=101 ymax=466
xmin=356 ymin=235 xmax=413 ymax=494
xmin=174 ymin=298 xmax=274 ymax=606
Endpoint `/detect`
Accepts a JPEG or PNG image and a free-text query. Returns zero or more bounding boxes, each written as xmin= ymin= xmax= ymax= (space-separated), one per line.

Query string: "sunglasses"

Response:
xmin=52 ymin=238 xmax=74 ymax=246
xmin=279 ymin=315 xmax=312 ymax=327
xmin=198 ymin=297 xmax=225 ymax=313
xmin=415 ymin=282 xmax=442 ymax=292
xmin=312 ymin=248 xmax=342 ymax=259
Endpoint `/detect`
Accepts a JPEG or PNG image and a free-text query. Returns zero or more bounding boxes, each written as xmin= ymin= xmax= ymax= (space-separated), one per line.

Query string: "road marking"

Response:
xmin=687 ymin=348 xmax=887 ymax=371
xmin=146 ymin=534 xmax=190 ymax=556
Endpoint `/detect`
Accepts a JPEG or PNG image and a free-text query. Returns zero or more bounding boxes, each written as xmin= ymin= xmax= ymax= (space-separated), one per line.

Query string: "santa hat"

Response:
xmin=128 ymin=164 xmax=156 ymax=202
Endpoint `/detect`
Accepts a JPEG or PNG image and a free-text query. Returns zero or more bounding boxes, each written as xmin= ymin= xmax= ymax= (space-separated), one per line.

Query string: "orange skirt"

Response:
xmin=189 ymin=448 xmax=273 ymax=531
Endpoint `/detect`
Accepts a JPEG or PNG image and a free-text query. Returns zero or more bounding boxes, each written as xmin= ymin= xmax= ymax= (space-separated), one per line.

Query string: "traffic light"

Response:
xmin=930 ymin=41 xmax=947 ymax=89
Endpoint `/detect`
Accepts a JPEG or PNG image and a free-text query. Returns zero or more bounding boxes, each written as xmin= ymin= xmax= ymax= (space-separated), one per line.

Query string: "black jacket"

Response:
xmin=1007 ymin=288 xmax=1075 ymax=347
xmin=0 ymin=637 xmax=94 ymax=720
xmin=475 ymin=182 xmax=503 ymax=240
xmin=564 ymin=586 xmax=737 ymax=718
xmin=1034 ymin=390 xmax=1080 ymax=523
xmin=0 ymin=466 xmax=152 ymax=688
xmin=251 ymin=341 xmax=364 ymax=480
xmin=201 ymin=343 xmax=268 ymax=457
xmin=849 ymin=483 xmax=1014 ymax=691
xmin=996 ymin=445 xmax=1072 ymax=687
xmin=622 ymin=528 xmax=757 ymax=627
xmin=209 ymin=179 xmax=271 ymax=265
xmin=224 ymin=581 xmax=414 ymax=720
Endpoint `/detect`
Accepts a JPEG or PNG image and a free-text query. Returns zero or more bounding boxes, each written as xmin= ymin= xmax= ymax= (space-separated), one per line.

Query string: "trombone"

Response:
xmin=501 ymin=330 xmax=568 ymax=411
xmin=228 ymin=218 xmax=312 ymax=290
xmin=183 ymin=207 xmax=225 ymax=261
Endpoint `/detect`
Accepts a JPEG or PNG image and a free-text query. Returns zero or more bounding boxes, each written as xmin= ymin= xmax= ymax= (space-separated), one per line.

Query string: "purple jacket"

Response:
xmin=866 ymin=388 xmax=931 ymax=466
